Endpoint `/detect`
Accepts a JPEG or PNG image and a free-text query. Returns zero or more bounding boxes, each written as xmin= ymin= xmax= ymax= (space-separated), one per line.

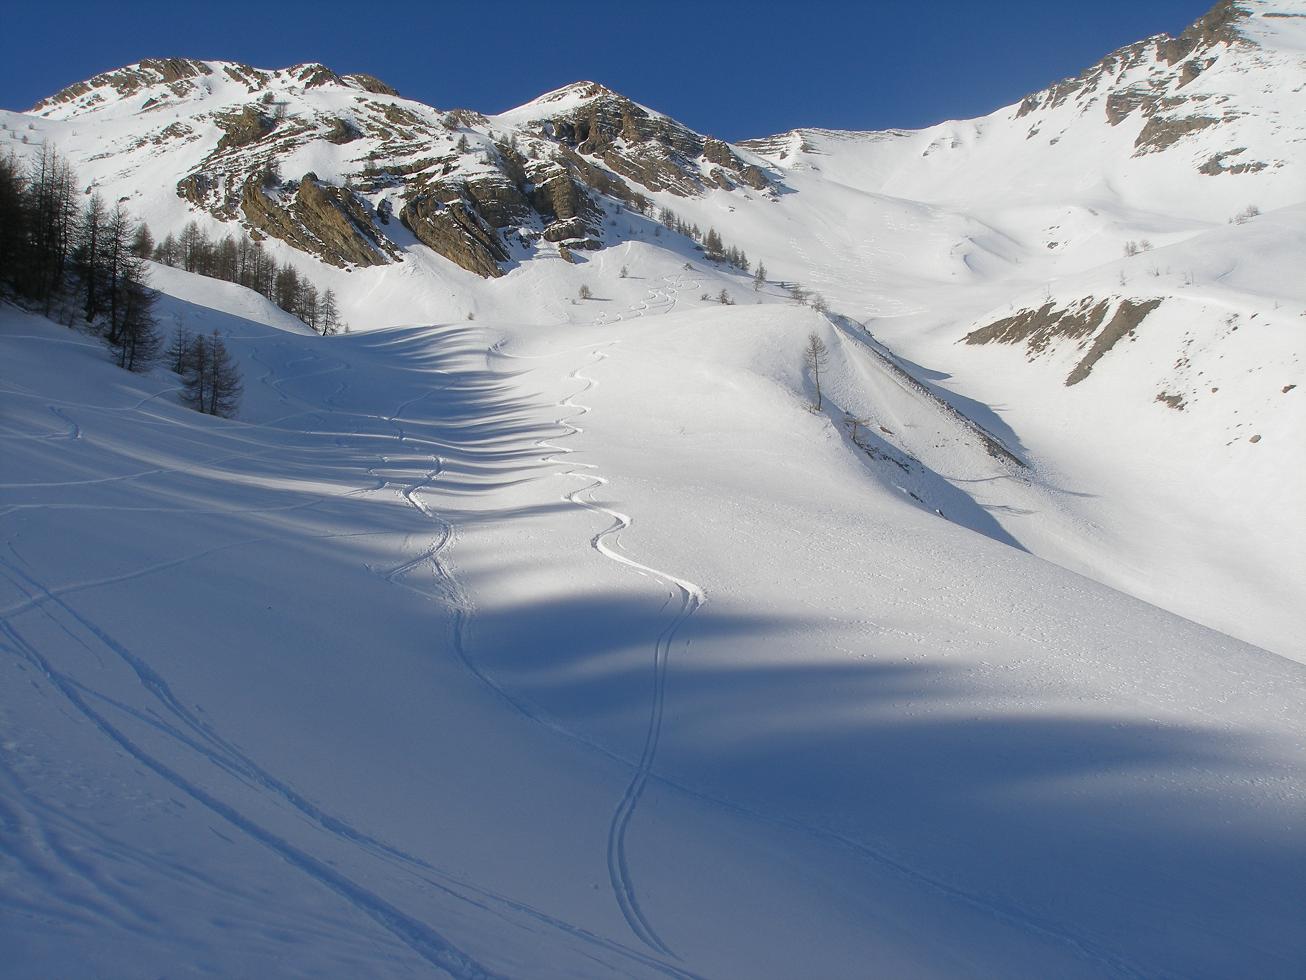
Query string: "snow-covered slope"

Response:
xmin=4 ymin=267 xmax=1305 ymax=978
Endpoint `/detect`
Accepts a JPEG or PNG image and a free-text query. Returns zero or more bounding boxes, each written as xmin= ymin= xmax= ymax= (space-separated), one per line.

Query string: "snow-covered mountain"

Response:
xmin=2 ymin=1 xmax=1305 ymax=977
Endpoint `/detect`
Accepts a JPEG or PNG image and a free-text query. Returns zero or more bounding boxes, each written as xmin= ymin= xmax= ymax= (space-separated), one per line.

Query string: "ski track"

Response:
xmin=542 ymin=275 xmax=707 ymax=957
xmin=491 ymin=274 xmax=708 ymax=956
xmin=371 ymin=374 xmax=709 ymax=980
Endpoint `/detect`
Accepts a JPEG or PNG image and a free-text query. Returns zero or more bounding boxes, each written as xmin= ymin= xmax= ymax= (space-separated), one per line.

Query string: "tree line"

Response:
xmin=1 ymin=146 xmax=242 ymax=417
xmin=1 ymin=146 xmax=161 ymax=371
xmin=152 ymin=222 xmax=343 ymax=336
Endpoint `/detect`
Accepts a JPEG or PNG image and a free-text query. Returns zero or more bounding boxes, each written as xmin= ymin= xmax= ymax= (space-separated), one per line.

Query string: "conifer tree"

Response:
xmin=76 ymin=192 xmax=107 ymax=323
xmin=319 ymin=289 xmax=340 ymax=336
xmin=183 ymin=331 xmax=243 ymax=418
xmin=106 ymin=265 xmax=160 ymax=372
xmin=166 ymin=324 xmax=195 ymax=374
xmin=0 ymin=152 xmax=28 ymax=292
xmin=804 ymin=333 xmax=830 ymax=411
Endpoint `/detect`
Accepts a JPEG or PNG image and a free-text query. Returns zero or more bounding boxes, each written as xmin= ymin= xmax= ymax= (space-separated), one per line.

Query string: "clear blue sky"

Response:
xmin=0 ymin=0 xmax=1216 ymax=140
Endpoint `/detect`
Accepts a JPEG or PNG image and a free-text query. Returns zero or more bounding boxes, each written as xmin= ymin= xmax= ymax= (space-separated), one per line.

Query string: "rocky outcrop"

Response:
xmin=511 ymin=149 xmax=601 ymax=246
xmin=540 ymin=87 xmax=769 ymax=197
xmin=965 ymin=298 xmax=1112 ymax=353
xmin=966 ymin=297 xmax=1164 ymax=386
xmin=345 ymin=73 xmax=399 ymax=97
xmin=222 ymin=63 xmax=270 ymax=92
xmin=443 ymin=109 xmax=490 ymax=129
xmin=703 ymin=138 xmax=768 ymax=190
xmin=1065 ymin=299 xmax=1164 ymax=386
xmin=400 ymin=190 xmax=508 ymax=278
xmin=1156 ymin=0 xmax=1250 ymax=64
xmin=1134 ymin=114 xmax=1220 ymax=154
xmin=1015 ymin=0 xmax=1252 ymax=132
xmin=46 ymin=61 xmax=777 ymax=279
xmin=215 ymin=105 xmax=275 ymax=151
xmin=1198 ymin=148 xmax=1269 ymax=174
xmin=240 ymin=173 xmax=397 ymax=268
xmin=293 ymin=63 xmax=343 ymax=88
xmin=324 ymin=116 xmax=362 ymax=144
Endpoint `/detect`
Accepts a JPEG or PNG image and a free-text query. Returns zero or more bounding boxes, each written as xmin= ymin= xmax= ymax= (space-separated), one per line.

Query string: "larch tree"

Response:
xmin=804 ymin=333 xmax=831 ymax=411
xmin=107 ymin=263 xmax=160 ymax=372
xmin=182 ymin=331 xmax=243 ymax=418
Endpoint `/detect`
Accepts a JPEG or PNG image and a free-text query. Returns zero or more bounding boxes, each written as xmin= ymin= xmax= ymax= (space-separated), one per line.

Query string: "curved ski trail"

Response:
xmin=541 ymin=273 xmax=706 ymax=956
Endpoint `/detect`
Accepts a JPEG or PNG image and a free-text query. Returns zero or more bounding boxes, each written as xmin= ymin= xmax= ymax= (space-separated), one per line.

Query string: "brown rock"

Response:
xmin=240 ymin=173 xmax=397 ymax=268
xmin=400 ymin=191 xmax=507 ymax=278
xmin=346 ymin=73 xmax=400 ymax=96
xmin=215 ymin=105 xmax=275 ymax=151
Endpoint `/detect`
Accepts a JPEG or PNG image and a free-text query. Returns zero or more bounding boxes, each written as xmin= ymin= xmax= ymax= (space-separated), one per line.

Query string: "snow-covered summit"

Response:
xmin=495 ymin=79 xmax=623 ymax=120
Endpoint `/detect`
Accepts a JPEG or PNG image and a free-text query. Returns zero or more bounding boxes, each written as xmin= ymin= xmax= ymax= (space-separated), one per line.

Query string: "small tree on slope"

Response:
xmin=804 ymin=333 xmax=830 ymax=411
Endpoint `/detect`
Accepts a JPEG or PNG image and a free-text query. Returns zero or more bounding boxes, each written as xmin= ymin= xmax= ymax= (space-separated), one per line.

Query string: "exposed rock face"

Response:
xmin=1198 ymin=148 xmax=1269 ymax=174
xmin=965 ymin=298 xmax=1112 ymax=353
xmin=292 ymin=63 xmax=343 ymax=88
xmin=222 ymin=63 xmax=270 ymax=92
xmin=1134 ymin=114 xmax=1220 ymax=154
xmin=540 ymin=86 xmax=769 ymax=197
xmin=241 ymin=173 xmax=397 ymax=268
xmin=214 ymin=105 xmax=275 ymax=151
xmin=400 ymin=191 xmax=508 ymax=278
xmin=345 ymin=73 xmax=400 ymax=97
xmin=324 ymin=116 xmax=362 ymax=144
xmin=528 ymin=157 xmax=602 ymax=245
xmin=967 ymin=297 xmax=1164 ymax=386
xmin=1066 ymin=299 xmax=1164 ymax=386
xmin=461 ymin=171 xmax=531 ymax=229
xmin=1157 ymin=0 xmax=1250 ymax=64
xmin=443 ymin=109 xmax=490 ymax=129
xmin=702 ymin=138 xmax=768 ymax=190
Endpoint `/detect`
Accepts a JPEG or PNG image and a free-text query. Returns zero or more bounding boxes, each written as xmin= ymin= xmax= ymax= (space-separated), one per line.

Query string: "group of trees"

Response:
xmin=656 ymin=207 xmax=751 ymax=273
xmin=166 ymin=326 xmax=243 ymax=417
xmin=1 ymin=147 xmax=161 ymax=370
xmin=1 ymin=147 xmax=244 ymax=417
xmin=787 ymin=281 xmax=829 ymax=314
xmin=152 ymin=222 xmax=343 ymax=335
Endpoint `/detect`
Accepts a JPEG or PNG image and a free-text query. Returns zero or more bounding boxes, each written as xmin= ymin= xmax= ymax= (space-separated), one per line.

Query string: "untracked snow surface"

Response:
xmin=3 ymin=264 xmax=1305 ymax=978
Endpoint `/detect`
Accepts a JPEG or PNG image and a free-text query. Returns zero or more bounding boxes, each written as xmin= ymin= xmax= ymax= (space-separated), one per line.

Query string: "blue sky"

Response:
xmin=1 ymin=0 xmax=1215 ymax=139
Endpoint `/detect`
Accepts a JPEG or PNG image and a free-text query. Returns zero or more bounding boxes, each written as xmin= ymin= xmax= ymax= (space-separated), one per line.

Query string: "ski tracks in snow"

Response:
xmin=542 ymin=274 xmax=706 ymax=956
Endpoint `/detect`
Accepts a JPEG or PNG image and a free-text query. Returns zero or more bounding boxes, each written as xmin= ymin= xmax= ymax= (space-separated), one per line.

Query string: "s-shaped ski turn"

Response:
xmin=539 ymin=349 xmax=705 ymax=958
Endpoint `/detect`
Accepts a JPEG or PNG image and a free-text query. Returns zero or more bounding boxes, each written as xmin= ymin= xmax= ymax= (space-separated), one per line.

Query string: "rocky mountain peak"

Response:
xmin=31 ymin=58 xmax=214 ymax=114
